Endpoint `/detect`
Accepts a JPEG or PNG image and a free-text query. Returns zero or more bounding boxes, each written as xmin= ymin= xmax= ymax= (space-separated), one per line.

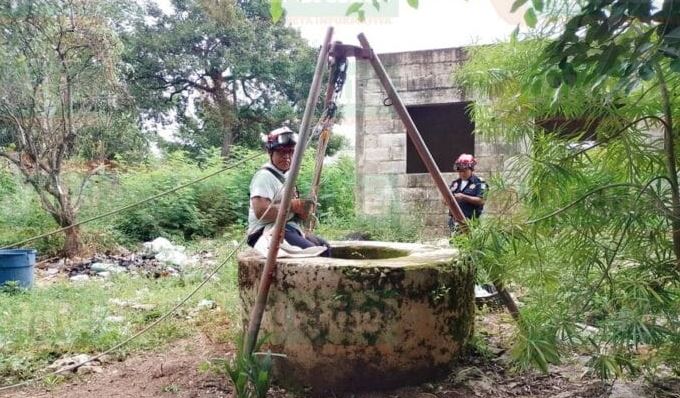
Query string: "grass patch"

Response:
xmin=0 ymin=248 xmax=242 ymax=385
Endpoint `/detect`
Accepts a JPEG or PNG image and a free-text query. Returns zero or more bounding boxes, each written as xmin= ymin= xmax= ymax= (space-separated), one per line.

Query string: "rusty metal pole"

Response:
xmin=356 ymin=33 xmax=466 ymax=224
xmin=243 ymin=27 xmax=334 ymax=355
xmin=357 ymin=33 xmax=520 ymax=321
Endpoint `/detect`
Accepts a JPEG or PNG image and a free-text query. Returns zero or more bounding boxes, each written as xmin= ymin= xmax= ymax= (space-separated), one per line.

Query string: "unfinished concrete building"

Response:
xmin=355 ymin=47 xmax=521 ymax=237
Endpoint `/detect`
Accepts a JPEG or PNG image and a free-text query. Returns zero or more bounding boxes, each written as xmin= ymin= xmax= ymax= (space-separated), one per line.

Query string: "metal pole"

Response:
xmin=244 ymin=27 xmax=334 ymax=355
xmin=357 ymin=33 xmax=520 ymax=321
xmin=356 ymin=33 xmax=466 ymax=224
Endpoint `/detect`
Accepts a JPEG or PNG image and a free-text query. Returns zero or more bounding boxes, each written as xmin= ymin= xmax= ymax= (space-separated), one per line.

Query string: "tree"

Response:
xmin=454 ymin=2 xmax=680 ymax=376
xmin=0 ymin=0 xmax=136 ymax=256
xmin=125 ymin=0 xmax=316 ymax=157
xmin=514 ymin=0 xmax=680 ymax=266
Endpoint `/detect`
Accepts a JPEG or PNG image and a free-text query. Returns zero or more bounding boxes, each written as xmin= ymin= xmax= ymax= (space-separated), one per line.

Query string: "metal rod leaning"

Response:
xmin=243 ymin=26 xmax=334 ymax=355
xmin=356 ymin=33 xmax=520 ymax=321
xmin=356 ymin=33 xmax=466 ymax=225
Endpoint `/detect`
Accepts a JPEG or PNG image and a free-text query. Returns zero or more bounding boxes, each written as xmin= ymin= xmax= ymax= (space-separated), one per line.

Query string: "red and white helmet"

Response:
xmin=454 ymin=153 xmax=477 ymax=171
xmin=262 ymin=126 xmax=298 ymax=151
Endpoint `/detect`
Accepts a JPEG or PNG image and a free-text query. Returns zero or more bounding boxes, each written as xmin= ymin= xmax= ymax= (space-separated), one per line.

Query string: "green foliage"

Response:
xmin=124 ymin=0 xmax=316 ymax=152
xmin=0 ymin=259 xmax=242 ymax=385
xmin=0 ymin=0 xmax=146 ymax=255
xmin=113 ymin=148 xmax=262 ymax=242
xmin=0 ymin=281 xmax=26 ymax=296
xmin=210 ymin=335 xmax=273 ymax=398
xmin=537 ymin=0 xmax=680 ymax=93
xmin=318 ymin=210 xmax=422 ymax=243
xmin=0 ymin=141 xmax=356 ymax=253
xmin=298 ymin=153 xmax=356 ymax=221
xmin=511 ymin=324 xmax=560 ymax=373
xmin=76 ymin=112 xmax=149 ymax=162
xmin=0 ymin=173 xmax=63 ymax=255
xmin=269 ymin=0 xmax=283 ymax=22
xmin=0 ymin=164 xmax=16 ymax=199
xmin=456 ymin=36 xmax=680 ymax=378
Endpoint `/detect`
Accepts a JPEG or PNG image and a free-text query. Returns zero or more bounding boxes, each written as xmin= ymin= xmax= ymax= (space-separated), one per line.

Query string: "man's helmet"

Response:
xmin=454 ymin=153 xmax=477 ymax=171
xmin=263 ymin=127 xmax=298 ymax=151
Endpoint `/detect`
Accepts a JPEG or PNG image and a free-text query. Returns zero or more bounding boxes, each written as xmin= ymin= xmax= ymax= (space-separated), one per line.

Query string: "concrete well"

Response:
xmin=237 ymin=241 xmax=475 ymax=395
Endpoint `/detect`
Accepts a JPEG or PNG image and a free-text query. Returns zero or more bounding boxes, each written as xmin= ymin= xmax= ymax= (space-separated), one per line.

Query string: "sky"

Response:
xmin=286 ymin=0 xmax=523 ymax=53
xmin=152 ymin=0 xmax=522 ymax=147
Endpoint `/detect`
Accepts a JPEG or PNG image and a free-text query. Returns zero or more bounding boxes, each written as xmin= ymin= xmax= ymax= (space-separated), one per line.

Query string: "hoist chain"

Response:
xmin=315 ymin=54 xmax=347 ymax=135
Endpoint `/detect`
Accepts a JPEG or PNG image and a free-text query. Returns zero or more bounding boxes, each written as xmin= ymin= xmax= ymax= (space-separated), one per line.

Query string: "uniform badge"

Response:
xmin=469 ymin=184 xmax=476 ymax=190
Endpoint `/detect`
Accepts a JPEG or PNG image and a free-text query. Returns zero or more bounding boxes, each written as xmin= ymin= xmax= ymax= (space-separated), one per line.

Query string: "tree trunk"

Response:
xmin=655 ymin=63 xmax=680 ymax=268
xmin=221 ymin=126 xmax=233 ymax=158
xmin=48 ymin=196 xmax=83 ymax=258
xmin=211 ymin=73 xmax=235 ymax=159
xmin=62 ymin=224 xmax=82 ymax=258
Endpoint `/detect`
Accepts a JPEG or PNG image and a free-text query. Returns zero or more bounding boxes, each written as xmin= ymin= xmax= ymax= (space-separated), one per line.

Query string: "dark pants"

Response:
xmin=247 ymin=224 xmax=331 ymax=257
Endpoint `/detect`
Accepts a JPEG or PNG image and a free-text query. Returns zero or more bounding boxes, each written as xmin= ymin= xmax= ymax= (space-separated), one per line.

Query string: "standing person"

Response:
xmin=448 ymin=153 xmax=487 ymax=232
xmin=246 ymin=126 xmax=331 ymax=256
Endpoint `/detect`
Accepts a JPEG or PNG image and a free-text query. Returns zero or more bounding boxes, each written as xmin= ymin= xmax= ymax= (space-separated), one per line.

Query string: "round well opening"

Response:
xmin=330 ymin=245 xmax=409 ymax=260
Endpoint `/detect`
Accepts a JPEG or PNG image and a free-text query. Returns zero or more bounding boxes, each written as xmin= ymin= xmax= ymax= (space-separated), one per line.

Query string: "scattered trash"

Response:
xmin=76 ymin=364 xmax=103 ymax=375
xmin=36 ymin=239 xmax=216 ymax=283
xmin=108 ymin=299 xmax=155 ymax=311
xmin=90 ymin=262 xmax=126 ymax=274
xmin=197 ymin=299 xmax=216 ymax=310
xmin=475 ymin=284 xmax=501 ymax=308
xmin=142 ymin=237 xmax=189 ymax=267
xmin=475 ymin=285 xmax=495 ymax=298
xmin=48 ymin=354 xmax=101 ymax=374
xmin=105 ymin=315 xmax=125 ymax=323
xmin=109 ymin=298 xmax=130 ymax=307
xmin=131 ymin=303 xmax=156 ymax=311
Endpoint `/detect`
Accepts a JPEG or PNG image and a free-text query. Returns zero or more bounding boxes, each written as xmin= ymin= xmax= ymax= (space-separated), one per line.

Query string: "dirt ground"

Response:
xmin=1 ymin=334 xmax=232 ymax=398
xmin=1 ymin=314 xmax=677 ymax=398
xmin=0 ymin=314 xmax=668 ymax=398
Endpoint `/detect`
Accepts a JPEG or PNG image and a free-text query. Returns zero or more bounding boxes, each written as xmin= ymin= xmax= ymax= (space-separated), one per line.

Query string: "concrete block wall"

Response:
xmin=355 ymin=47 xmax=522 ymax=237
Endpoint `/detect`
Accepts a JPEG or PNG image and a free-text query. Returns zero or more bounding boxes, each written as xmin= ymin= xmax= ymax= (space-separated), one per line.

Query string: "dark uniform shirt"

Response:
xmin=449 ymin=174 xmax=487 ymax=219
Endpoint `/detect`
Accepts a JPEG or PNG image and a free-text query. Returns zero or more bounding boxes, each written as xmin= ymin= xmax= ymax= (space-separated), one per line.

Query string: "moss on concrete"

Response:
xmin=237 ymin=241 xmax=474 ymax=395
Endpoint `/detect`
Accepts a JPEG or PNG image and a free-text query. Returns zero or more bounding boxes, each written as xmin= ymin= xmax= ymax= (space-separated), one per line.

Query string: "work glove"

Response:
xmin=290 ymin=198 xmax=315 ymax=220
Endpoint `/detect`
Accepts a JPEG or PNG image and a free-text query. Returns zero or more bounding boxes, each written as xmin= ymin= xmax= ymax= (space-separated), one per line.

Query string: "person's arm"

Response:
xmin=251 ymin=196 xmax=280 ymax=222
xmin=454 ymin=193 xmax=485 ymax=206
xmin=251 ymin=196 xmax=312 ymax=222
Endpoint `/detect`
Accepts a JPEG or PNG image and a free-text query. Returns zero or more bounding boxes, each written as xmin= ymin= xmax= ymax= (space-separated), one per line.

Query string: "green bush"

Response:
xmin=112 ymin=148 xmax=263 ymax=242
xmin=0 ymin=175 xmax=62 ymax=255
xmin=298 ymin=153 xmax=356 ymax=222
xmin=0 ymin=145 xmax=358 ymax=251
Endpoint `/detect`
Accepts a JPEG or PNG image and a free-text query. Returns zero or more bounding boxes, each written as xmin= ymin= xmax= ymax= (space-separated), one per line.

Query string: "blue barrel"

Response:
xmin=0 ymin=249 xmax=36 ymax=288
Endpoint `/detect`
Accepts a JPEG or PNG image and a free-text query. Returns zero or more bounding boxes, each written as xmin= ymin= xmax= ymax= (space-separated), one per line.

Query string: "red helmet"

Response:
xmin=454 ymin=153 xmax=477 ymax=171
xmin=263 ymin=127 xmax=298 ymax=151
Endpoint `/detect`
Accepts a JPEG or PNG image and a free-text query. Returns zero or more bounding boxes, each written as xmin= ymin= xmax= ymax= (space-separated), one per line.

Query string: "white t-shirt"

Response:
xmin=247 ymin=163 xmax=296 ymax=235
